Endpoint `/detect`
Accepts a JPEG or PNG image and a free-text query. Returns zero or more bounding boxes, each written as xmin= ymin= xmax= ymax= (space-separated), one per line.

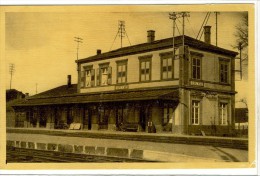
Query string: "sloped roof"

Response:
xmin=12 ymin=85 xmax=179 ymax=107
xmin=29 ymin=84 xmax=78 ymax=99
xmin=77 ymin=35 xmax=238 ymax=63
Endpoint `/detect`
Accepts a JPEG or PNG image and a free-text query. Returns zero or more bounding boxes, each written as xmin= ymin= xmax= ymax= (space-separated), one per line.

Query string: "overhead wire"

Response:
xmin=186 ymin=17 xmax=196 ymax=37
xmin=199 ymin=12 xmax=211 ymax=40
xmin=196 ymin=12 xmax=209 ymax=39
xmin=125 ymin=31 xmax=131 ymax=46
xmin=110 ymin=31 xmax=119 ymax=51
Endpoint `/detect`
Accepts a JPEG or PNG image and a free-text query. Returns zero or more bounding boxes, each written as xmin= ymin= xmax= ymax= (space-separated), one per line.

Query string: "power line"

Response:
xmin=186 ymin=16 xmax=196 ymax=37
xmin=9 ymin=63 xmax=15 ymax=90
xmin=199 ymin=12 xmax=211 ymax=40
xmin=196 ymin=12 xmax=210 ymax=39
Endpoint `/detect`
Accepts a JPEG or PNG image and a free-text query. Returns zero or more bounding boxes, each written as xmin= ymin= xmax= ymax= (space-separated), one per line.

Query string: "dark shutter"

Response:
xmin=107 ymin=66 xmax=112 ymax=85
xmin=96 ymin=68 xmax=100 ymax=86
xmin=91 ymin=69 xmax=95 ymax=87
xmin=80 ymin=71 xmax=85 ymax=88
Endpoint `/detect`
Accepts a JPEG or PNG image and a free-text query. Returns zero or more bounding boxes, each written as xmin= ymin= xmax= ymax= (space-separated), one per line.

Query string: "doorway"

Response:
xmin=140 ymin=105 xmax=150 ymax=131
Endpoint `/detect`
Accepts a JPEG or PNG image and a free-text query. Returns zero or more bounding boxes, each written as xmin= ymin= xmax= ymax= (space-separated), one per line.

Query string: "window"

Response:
xmin=117 ymin=60 xmax=127 ymax=84
xmin=192 ymin=57 xmax=201 ymax=79
xmin=139 ymin=55 xmax=152 ymax=82
xmin=97 ymin=63 xmax=112 ymax=86
xmin=98 ymin=106 xmax=110 ymax=130
xmin=219 ymin=103 xmax=228 ymax=125
xmin=80 ymin=65 xmax=95 ymax=88
xmin=101 ymin=67 xmax=108 ymax=85
xmin=191 ymin=100 xmax=200 ymax=125
xmin=163 ymin=104 xmax=173 ymax=124
xmin=162 ymin=57 xmax=173 ymax=79
xmin=140 ymin=60 xmax=150 ymax=81
xmin=220 ymin=61 xmax=229 ymax=83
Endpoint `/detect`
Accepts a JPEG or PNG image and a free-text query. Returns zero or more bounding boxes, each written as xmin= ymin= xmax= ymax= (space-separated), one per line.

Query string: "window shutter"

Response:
xmin=96 ymin=68 xmax=100 ymax=86
xmin=80 ymin=71 xmax=85 ymax=87
xmin=108 ymin=66 xmax=112 ymax=85
xmin=91 ymin=69 xmax=95 ymax=87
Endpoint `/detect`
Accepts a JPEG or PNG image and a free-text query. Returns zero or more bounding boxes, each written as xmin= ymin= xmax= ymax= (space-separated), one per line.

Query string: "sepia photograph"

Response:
xmin=1 ymin=4 xmax=255 ymax=170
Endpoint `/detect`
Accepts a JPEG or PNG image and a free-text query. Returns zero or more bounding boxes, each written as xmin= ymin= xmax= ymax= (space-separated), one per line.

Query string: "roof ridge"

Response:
xmin=77 ymin=35 xmax=238 ymax=63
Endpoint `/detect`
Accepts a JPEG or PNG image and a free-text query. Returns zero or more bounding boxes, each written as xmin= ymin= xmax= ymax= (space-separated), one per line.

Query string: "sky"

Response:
xmin=5 ymin=10 xmax=248 ymax=106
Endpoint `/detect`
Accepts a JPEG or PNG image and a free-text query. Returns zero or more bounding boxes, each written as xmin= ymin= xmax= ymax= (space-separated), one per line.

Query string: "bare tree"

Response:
xmin=233 ymin=13 xmax=248 ymax=80
xmin=234 ymin=13 xmax=248 ymax=49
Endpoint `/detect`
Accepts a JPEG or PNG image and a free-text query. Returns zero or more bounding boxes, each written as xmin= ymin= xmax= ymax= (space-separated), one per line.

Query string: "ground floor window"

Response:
xmin=98 ymin=106 xmax=109 ymax=129
xmin=30 ymin=111 xmax=37 ymax=127
xmin=117 ymin=106 xmax=128 ymax=125
xmin=219 ymin=102 xmax=228 ymax=125
xmin=39 ymin=110 xmax=47 ymax=128
xmin=15 ymin=112 xmax=25 ymax=127
xmin=163 ymin=104 xmax=173 ymax=125
xmin=191 ymin=100 xmax=200 ymax=125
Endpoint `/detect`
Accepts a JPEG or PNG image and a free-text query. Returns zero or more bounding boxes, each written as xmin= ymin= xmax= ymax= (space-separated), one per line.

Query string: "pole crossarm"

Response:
xmin=74 ymin=36 xmax=83 ymax=71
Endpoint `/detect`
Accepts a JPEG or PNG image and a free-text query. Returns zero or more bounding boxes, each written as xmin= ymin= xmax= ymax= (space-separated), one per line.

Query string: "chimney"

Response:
xmin=67 ymin=75 xmax=71 ymax=87
xmin=97 ymin=49 xmax=101 ymax=55
xmin=147 ymin=30 xmax=155 ymax=43
xmin=204 ymin=26 xmax=211 ymax=44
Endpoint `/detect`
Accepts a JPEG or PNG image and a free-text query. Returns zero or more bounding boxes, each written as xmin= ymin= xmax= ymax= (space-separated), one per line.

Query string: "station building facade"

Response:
xmin=12 ymin=28 xmax=238 ymax=135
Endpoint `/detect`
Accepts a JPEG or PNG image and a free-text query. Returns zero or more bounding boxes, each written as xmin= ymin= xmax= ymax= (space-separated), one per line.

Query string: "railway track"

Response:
xmin=7 ymin=147 xmax=155 ymax=163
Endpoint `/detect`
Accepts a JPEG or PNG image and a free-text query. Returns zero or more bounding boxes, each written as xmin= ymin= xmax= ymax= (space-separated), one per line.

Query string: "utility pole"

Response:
xmin=169 ymin=12 xmax=181 ymax=59
xmin=36 ymin=83 xmax=38 ymax=94
xmin=238 ymin=42 xmax=243 ymax=80
xmin=180 ymin=12 xmax=190 ymax=47
xmin=215 ymin=12 xmax=220 ymax=46
xmin=74 ymin=37 xmax=83 ymax=71
xmin=118 ymin=21 xmax=125 ymax=48
xmin=9 ymin=63 xmax=15 ymax=90
xmin=110 ymin=20 xmax=131 ymax=50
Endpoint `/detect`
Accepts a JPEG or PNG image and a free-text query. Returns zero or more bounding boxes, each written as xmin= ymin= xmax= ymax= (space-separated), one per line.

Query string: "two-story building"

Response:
xmin=12 ymin=26 xmax=237 ymax=135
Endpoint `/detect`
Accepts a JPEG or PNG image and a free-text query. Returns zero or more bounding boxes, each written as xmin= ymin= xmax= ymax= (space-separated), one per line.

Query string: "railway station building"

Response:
xmin=12 ymin=27 xmax=238 ymax=135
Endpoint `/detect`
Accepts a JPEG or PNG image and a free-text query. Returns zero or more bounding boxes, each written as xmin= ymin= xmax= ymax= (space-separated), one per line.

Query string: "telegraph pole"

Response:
xmin=238 ymin=42 xmax=243 ymax=80
xmin=215 ymin=12 xmax=220 ymax=46
xmin=110 ymin=20 xmax=131 ymax=50
xmin=9 ymin=63 xmax=15 ymax=90
xmin=119 ymin=21 xmax=125 ymax=48
xmin=169 ymin=12 xmax=181 ymax=59
xmin=74 ymin=37 xmax=83 ymax=71
xmin=180 ymin=12 xmax=190 ymax=47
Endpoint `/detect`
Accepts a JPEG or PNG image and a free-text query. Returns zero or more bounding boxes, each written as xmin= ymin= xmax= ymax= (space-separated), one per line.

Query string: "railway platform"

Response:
xmin=6 ymin=128 xmax=248 ymax=162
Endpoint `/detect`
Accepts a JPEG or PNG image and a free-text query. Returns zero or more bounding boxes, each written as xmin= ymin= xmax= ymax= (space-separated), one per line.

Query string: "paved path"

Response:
xmin=7 ymin=133 xmax=248 ymax=162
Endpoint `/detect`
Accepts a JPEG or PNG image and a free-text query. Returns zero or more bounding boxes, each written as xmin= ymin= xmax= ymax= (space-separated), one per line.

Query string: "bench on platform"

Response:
xmin=120 ymin=123 xmax=139 ymax=132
